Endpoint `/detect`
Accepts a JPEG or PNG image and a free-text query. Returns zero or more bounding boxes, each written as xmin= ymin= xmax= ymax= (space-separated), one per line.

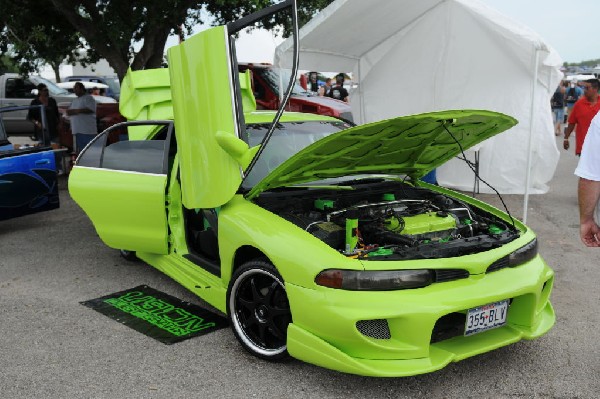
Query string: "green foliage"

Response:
xmin=0 ymin=54 xmax=19 ymax=74
xmin=0 ymin=0 xmax=83 ymax=80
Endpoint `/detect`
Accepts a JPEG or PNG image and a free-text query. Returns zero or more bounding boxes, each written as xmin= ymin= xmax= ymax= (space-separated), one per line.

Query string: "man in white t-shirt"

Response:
xmin=66 ymin=82 xmax=97 ymax=153
xmin=574 ymin=112 xmax=600 ymax=247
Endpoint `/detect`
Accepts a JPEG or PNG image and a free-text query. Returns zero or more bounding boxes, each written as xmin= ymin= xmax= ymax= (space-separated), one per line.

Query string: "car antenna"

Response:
xmin=242 ymin=0 xmax=299 ymax=179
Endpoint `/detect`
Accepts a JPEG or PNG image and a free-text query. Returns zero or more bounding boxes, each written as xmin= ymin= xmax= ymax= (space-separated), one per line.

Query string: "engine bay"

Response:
xmin=254 ymin=180 xmax=519 ymax=260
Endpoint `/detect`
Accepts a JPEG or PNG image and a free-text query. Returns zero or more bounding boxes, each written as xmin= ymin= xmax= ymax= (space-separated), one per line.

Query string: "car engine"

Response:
xmin=254 ymin=180 xmax=518 ymax=260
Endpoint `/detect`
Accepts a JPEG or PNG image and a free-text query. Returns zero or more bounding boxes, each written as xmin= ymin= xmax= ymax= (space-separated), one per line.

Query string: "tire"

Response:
xmin=227 ymin=260 xmax=292 ymax=360
xmin=119 ymin=249 xmax=137 ymax=261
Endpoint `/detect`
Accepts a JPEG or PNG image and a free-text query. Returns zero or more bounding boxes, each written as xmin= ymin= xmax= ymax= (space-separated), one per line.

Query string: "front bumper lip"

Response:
xmin=284 ymin=256 xmax=554 ymax=377
xmin=287 ymin=301 xmax=555 ymax=377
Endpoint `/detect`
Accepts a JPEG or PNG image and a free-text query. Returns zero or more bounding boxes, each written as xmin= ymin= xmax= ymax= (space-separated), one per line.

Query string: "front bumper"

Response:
xmin=285 ymin=256 xmax=554 ymax=377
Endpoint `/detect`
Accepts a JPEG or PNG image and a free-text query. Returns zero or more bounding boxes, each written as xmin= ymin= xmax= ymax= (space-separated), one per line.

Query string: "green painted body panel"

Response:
xmin=69 ymin=167 xmax=168 ymax=254
xmin=247 ymin=110 xmax=516 ymax=199
xmin=167 ymin=26 xmax=241 ymax=209
xmin=119 ymin=68 xmax=173 ymax=141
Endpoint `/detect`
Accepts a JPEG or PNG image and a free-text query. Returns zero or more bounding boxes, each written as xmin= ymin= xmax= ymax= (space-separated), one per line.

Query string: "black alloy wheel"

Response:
xmin=227 ymin=260 xmax=291 ymax=360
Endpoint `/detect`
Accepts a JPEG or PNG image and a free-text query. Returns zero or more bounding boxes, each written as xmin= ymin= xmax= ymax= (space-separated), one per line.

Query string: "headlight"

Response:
xmin=315 ymin=269 xmax=433 ymax=291
xmin=508 ymin=238 xmax=537 ymax=267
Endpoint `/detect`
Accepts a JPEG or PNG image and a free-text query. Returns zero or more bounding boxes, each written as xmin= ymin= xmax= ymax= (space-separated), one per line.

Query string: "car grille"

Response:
xmin=434 ymin=269 xmax=469 ymax=282
xmin=356 ymin=319 xmax=391 ymax=339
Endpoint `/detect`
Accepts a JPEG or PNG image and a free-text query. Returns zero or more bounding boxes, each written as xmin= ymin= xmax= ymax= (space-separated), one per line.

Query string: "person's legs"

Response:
xmin=554 ymin=108 xmax=565 ymax=135
xmin=74 ymin=133 xmax=94 ymax=154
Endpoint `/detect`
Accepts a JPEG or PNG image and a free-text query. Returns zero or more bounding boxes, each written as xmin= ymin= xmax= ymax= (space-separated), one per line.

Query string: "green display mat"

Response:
xmin=81 ymin=285 xmax=228 ymax=344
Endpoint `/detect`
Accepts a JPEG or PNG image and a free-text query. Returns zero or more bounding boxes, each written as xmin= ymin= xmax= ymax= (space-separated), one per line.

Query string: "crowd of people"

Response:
xmin=307 ymin=71 xmax=350 ymax=102
xmin=26 ymin=81 xmax=98 ymax=154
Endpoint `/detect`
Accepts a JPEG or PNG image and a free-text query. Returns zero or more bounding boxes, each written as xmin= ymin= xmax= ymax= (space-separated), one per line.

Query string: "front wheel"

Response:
xmin=227 ymin=260 xmax=292 ymax=360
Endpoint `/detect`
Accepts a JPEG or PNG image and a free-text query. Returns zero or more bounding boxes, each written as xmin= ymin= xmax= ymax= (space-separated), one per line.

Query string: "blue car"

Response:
xmin=0 ymin=105 xmax=60 ymax=221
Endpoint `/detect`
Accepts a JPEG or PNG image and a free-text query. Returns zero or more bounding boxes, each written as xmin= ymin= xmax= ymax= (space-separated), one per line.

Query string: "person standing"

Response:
xmin=565 ymin=80 xmax=583 ymax=118
xmin=66 ymin=81 xmax=97 ymax=153
xmin=307 ymin=72 xmax=319 ymax=93
xmin=27 ymin=83 xmax=60 ymax=144
xmin=326 ymin=73 xmax=349 ymax=103
xmin=318 ymin=78 xmax=332 ymax=97
xmin=551 ymin=82 xmax=566 ymax=136
xmin=574 ymin=112 xmax=600 ymax=247
xmin=563 ymin=78 xmax=600 ymax=155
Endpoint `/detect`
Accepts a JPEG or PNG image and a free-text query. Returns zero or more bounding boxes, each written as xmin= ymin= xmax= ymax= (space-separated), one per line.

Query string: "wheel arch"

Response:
xmin=232 ymin=245 xmax=269 ymax=274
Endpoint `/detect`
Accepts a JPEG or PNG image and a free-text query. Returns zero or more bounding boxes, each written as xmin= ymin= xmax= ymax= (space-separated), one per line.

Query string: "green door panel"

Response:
xmin=167 ymin=25 xmax=242 ymax=209
xmin=69 ymin=167 xmax=169 ymax=254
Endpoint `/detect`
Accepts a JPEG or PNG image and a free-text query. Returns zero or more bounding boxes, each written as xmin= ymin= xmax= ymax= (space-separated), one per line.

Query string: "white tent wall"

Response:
xmin=275 ymin=0 xmax=563 ymax=195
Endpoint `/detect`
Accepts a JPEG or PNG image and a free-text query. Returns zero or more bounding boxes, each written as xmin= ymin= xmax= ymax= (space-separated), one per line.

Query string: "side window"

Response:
xmin=77 ymin=121 xmax=174 ymax=174
xmin=5 ymin=78 xmax=34 ymax=99
xmin=22 ymin=79 xmax=36 ymax=98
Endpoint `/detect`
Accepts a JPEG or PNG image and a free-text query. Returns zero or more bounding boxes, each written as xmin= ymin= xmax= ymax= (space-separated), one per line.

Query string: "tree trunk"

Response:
xmin=50 ymin=61 xmax=61 ymax=83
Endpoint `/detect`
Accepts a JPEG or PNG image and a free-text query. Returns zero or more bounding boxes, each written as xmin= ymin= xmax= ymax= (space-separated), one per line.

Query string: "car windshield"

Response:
xmin=28 ymin=76 xmax=69 ymax=96
xmin=242 ymin=120 xmax=349 ymax=188
xmin=254 ymin=67 xmax=308 ymax=96
xmin=105 ymin=77 xmax=120 ymax=95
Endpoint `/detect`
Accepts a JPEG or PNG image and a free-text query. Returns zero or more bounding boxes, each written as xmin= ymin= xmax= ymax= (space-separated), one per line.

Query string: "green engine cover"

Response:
xmin=388 ymin=211 xmax=456 ymax=236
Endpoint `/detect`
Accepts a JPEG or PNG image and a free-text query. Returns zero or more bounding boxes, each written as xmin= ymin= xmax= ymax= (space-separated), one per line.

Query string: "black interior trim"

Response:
xmin=183 ymin=253 xmax=221 ymax=277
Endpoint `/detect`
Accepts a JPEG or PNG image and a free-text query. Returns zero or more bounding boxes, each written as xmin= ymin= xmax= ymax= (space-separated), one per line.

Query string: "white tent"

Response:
xmin=274 ymin=0 xmax=563 ymax=219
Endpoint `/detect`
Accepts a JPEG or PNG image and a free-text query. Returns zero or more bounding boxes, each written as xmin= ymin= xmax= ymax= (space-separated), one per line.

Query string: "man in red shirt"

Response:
xmin=564 ymin=78 xmax=600 ymax=155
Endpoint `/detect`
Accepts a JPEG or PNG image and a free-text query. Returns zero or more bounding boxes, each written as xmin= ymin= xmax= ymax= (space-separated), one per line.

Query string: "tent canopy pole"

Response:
xmin=523 ymin=46 xmax=541 ymax=223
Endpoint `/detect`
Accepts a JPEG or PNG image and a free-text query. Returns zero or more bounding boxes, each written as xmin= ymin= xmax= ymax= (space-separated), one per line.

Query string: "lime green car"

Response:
xmin=68 ymin=4 xmax=554 ymax=377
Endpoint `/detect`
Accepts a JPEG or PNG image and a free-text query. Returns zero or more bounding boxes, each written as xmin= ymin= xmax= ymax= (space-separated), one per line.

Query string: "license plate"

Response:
xmin=464 ymin=300 xmax=509 ymax=336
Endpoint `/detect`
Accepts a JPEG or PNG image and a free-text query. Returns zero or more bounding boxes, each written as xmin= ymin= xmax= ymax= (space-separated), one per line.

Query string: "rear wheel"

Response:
xmin=227 ymin=260 xmax=291 ymax=360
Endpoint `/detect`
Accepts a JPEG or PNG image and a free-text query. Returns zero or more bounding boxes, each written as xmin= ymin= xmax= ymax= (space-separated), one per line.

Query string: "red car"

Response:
xmin=238 ymin=63 xmax=353 ymax=122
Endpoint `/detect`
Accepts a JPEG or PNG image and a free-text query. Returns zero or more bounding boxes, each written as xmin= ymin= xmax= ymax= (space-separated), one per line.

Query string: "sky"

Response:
xmin=481 ymin=0 xmax=599 ymax=63
xmin=167 ymin=0 xmax=599 ymax=66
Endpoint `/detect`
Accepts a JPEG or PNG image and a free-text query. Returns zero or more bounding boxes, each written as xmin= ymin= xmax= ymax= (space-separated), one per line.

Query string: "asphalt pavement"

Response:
xmin=1 ymin=135 xmax=598 ymax=398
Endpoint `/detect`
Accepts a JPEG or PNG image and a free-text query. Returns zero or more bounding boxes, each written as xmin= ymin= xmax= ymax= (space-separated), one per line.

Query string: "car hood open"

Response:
xmin=246 ymin=110 xmax=516 ymax=199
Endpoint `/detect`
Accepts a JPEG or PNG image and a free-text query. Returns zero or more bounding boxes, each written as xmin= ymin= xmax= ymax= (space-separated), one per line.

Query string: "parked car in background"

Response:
xmin=64 ymin=75 xmax=120 ymax=100
xmin=57 ymin=80 xmax=109 ymax=94
xmin=0 ymin=74 xmax=74 ymax=134
xmin=238 ymin=63 xmax=353 ymax=122
xmin=0 ymin=105 xmax=60 ymax=221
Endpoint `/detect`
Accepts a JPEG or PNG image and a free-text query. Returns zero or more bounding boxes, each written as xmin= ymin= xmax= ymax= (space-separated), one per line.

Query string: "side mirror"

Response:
xmin=31 ymin=89 xmax=39 ymax=96
xmin=215 ymin=131 xmax=259 ymax=170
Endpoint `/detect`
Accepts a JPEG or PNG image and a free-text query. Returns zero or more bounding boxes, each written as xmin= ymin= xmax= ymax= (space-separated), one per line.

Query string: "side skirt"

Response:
xmin=136 ymin=251 xmax=228 ymax=314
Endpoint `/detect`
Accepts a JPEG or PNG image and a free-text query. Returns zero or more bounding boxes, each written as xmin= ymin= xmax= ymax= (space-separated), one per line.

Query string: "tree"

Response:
xmin=48 ymin=0 xmax=209 ymax=81
xmin=207 ymin=0 xmax=334 ymax=36
xmin=1 ymin=0 xmax=334 ymax=82
xmin=0 ymin=0 xmax=84 ymax=81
